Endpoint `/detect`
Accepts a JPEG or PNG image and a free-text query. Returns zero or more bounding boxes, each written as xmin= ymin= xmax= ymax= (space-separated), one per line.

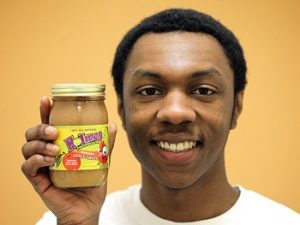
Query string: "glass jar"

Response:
xmin=49 ymin=83 xmax=109 ymax=188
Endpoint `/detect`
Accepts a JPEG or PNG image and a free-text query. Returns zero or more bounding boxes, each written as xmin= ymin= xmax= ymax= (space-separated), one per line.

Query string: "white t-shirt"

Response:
xmin=37 ymin=185 xmax=300 ymax=225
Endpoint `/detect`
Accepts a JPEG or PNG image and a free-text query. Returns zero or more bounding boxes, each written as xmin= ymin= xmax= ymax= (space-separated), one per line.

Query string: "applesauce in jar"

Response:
xmin=49 ymin=83 xmax=109 ymax=188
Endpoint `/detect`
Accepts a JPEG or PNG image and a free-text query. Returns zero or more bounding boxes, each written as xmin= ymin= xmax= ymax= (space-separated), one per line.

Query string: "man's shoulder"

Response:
xmin=237 ymin=186 xmax=300 ymax=223
xmin=100 ymin=184 xmax=141 ymax=225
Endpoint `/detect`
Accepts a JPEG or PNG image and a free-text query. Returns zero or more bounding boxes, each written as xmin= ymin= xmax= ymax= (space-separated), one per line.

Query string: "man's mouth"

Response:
xmin=156 ymin=141 xmax=198 ymax=152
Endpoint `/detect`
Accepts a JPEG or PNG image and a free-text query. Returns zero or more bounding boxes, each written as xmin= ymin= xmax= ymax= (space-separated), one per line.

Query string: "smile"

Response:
xmin=157 ymin=141 xmax=197 ymax=152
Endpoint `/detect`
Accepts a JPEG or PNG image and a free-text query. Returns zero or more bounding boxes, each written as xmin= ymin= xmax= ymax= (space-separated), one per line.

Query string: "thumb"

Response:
xmin=40 ymin=96 xmax=51 ymax=124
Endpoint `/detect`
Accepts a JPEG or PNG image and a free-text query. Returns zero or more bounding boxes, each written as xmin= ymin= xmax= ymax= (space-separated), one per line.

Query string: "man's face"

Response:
xmin=118 ymin=32 xmax=243 ymax=189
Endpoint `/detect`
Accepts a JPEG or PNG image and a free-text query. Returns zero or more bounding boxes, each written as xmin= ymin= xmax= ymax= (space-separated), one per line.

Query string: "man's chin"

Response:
xmin=154 ymin=173 xmax=201 ymax=190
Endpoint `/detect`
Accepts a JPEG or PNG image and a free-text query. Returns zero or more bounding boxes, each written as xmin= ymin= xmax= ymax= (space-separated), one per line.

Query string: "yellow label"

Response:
xmin=50 ymin=124 xmax=109 ymax=171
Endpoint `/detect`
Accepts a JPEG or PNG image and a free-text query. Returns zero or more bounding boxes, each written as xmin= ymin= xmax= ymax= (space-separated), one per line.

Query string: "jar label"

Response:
xmin=50 ymin=124 xmax=109 ymax=171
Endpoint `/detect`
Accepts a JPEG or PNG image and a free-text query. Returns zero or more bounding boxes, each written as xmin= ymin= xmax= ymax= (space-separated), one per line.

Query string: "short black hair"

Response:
xmin=111 ymin=8 xmax=247 ymax=99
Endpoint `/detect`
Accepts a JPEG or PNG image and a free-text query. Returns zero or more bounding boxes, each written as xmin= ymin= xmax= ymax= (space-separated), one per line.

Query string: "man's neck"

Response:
xmin=140 ymin=157 xmax=240 ymax=222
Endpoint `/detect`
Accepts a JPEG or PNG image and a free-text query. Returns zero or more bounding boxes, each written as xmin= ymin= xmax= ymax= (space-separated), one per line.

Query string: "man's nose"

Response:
xmin=156 ymin=92 xmax=196 ymax=125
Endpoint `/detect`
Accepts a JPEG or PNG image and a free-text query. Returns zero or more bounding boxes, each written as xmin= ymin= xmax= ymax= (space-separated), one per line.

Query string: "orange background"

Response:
xmin=0 ymin=0 xmax=299 ymax=224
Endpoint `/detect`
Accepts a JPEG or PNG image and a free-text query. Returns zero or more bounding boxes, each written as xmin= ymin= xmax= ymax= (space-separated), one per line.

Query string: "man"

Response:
xmin=22 ymin=8 xmax=300 ymax=225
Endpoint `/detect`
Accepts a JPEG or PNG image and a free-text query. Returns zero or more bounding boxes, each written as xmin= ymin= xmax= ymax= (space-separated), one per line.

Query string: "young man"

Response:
xmin=22 ymin=8 xmax=300 ymax=225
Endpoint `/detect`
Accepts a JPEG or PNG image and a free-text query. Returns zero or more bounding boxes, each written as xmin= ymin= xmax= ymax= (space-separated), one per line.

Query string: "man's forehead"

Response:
xmin=124 ymin=32 xmax=232 ymax=81
xmin=128 ymin=32 xmax=228 ymax=65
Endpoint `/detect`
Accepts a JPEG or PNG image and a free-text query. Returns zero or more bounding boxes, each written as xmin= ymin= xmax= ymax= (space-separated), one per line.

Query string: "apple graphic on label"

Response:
xmin=63 ymin=152 xmax=81 ymax=170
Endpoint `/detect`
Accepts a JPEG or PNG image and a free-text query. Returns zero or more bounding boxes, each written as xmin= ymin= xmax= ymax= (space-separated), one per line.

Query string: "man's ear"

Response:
xmin=117 ymin=98 xmax=126 ymax=130
xmin=230 ymin=90 xmax=244 ymax=129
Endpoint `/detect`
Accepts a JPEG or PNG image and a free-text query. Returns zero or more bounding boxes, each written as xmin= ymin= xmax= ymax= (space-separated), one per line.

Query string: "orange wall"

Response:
xmin=0 ymin=0 xmax=299 ymax=224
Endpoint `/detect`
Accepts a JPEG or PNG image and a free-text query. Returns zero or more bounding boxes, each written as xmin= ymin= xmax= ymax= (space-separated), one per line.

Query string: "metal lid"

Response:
xmin=51 ymin=83 xmax=105 ymax=97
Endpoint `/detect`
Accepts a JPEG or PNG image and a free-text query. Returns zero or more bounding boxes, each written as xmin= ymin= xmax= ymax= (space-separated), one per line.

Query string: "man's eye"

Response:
xmin=192 ymin=88 xmax=215 ymax=96
xmin=139 ymin=87 xmax=162 ymax=96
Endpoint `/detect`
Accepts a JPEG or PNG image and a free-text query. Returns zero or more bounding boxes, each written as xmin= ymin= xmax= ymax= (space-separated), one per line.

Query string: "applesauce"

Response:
xmin=49 ymin=83 xmax=109 ymax=188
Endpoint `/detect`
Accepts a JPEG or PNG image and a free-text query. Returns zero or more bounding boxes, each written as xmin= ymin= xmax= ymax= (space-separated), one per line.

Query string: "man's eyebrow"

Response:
xmin=191 ymin=68 xmax=223 ymax=78
xmin=131 ymin=69 xmax=161 ymax=79
xmin=130 ymin=68 xmax=222 ymax=79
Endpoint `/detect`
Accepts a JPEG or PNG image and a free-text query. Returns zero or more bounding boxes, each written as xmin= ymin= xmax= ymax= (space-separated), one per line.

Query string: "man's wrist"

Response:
xmin=57 ymin=215 xmax=99 ymax=225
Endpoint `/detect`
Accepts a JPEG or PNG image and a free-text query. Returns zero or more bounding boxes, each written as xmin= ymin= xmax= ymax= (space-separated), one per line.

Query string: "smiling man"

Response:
xmin=22 ymin=8 xmax=300 ymax=225
xmin=118 ymin=31 xmax=241 ymax=221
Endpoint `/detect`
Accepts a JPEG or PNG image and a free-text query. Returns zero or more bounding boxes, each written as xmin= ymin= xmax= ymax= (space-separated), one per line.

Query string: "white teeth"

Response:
xmin=177 ymin=143 xmax=184 ymax=151
xmin=157 ymin=141 xmax=197 ymax=152
xmin=170 ymin=143 xmax=176 ymax=151
xmin=165 ymin=142 xmax=169 ymax=149
xmin=184 ymin=141 xmax=189 ymax=149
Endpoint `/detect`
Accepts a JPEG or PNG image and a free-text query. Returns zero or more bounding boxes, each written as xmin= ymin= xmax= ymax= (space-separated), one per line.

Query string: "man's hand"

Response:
xmin=21 ymin=96 xmax=117 ymax=225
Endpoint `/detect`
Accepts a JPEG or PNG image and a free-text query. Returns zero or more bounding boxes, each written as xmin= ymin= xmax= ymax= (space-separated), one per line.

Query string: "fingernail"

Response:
xmin=46 ymin=143 xmax=59 ymax=153
xmin=40 ymin=96 xmax=48 ymax=104
xmin=44 ymin=156 xmax=55 ymax=163
xmin=45 ymin=126 xmax=56 ymax=136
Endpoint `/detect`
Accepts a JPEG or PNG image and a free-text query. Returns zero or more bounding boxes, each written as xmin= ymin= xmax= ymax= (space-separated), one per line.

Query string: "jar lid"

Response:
xmin=51 ymin=83 xmax=105 ymax=97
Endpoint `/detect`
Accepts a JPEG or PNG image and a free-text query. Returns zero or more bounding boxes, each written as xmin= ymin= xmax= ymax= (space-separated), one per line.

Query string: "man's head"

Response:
xmin=112 ymin=8 xmax=247 ymax=101
xmin=112 ymin=8 xmax=246 ymax=189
